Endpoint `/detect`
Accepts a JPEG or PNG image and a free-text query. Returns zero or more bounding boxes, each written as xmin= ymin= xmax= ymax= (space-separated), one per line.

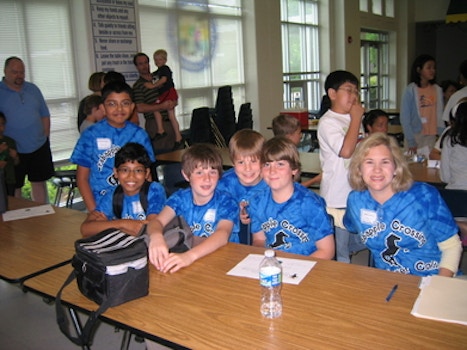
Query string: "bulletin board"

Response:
xmin=89 ymin=0 xmax=139 ymax=83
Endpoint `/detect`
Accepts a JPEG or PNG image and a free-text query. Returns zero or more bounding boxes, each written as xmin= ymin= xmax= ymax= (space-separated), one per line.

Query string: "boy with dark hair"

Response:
xmin=317 ymin=70 xmax=366 ymax=262
xmin=80 ymin=142 xmax=166 ymax=238
xmin=147 ymin=143 xmax=238 ymax=274
xmin=71 ymin=81 xmax=155 ymax=213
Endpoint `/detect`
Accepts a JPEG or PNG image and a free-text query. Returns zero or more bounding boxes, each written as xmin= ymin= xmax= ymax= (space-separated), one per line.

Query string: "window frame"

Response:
xmin=360 ymin=29 xmax=390 ymax=109
xmin=281 ymin=0 xmax=321 ymax=113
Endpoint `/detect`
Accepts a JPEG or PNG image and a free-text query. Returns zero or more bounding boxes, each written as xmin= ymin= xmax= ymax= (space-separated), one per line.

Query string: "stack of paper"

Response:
xmin=411 ymin=275 xmax=467 ymax=326
xmin=2 ymin=204 xmax=55 ymax=221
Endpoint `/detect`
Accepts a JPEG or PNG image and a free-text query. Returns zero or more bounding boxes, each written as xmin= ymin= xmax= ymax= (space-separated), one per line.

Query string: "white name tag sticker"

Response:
xmin=132 ymin=201 xmax=143 ymax=214
xmin=360 ymin=209 xmax=377 ymax=225
xmin=204 ymin=208 xmax=216 ymax=222
xmin=97 ymin=138 xmax=111 ymax=150
xmin=420 ymin=117 xmax=428 ymax=124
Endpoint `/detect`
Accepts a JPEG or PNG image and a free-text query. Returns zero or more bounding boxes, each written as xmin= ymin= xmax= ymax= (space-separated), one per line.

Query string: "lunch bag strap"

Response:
xmin=55 ymin=270 xmax=113 ymax=347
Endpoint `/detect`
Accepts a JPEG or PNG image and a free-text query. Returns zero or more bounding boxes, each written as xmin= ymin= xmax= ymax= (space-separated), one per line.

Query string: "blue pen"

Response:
xmin=385 ymin=284 xmax=398 ymax=302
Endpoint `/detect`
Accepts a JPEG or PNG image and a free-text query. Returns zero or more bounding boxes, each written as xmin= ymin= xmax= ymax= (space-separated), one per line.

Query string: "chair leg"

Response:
xmin=120 ymin=330 xmax=132 ymax=350
xmin=54 ymin=186 xmax=63 ymax=207
xmin=65 ymin=185 xmax=76 ymax=208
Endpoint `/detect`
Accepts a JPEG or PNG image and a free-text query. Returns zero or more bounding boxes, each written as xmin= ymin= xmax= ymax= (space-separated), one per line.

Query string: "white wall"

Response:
xmin=244 ymin=0 xmax=283 ymax=136
xmin=414 ymin=0 xmax=450 ymax=22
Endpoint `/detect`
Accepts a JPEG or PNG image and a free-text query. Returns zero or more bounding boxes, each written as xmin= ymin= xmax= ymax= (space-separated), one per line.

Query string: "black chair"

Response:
xmin=52 ymin=170 xmax=78 ymax=208
xmin=438 ymin=188 xmax=467 ymax=251
xmin=214 ymin=86 xmax=236 ymax=144
xmin=438 ymin=188 xmax=467 ymax=218
xmin=189 ymin=107 xmax=214 ymax=145
xmin=236 ymin=102 xmax=253 ymax=130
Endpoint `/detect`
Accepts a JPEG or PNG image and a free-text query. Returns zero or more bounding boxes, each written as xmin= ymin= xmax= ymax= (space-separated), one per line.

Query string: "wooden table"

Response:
xmin=23 ymin=243 xmax=467 ymax=349
xmin=157 ymin=148 xmax=444 ymax=188
xmin=156 ymin=148 xmax=321 ymax=176
xmin=0 ymin=197 xmax=85 ymax=283
xmin=408 ymin=162 xmax=444 ymax=188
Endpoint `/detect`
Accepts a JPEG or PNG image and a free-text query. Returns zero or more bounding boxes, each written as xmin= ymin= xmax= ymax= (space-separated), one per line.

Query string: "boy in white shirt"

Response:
xmin=317 ymin=70 xmax=366 ymax=262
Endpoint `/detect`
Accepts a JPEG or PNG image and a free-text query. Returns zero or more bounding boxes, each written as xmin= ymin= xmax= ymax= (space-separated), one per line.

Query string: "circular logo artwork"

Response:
xmin=168 ymin=13 xmax=217 ymax=72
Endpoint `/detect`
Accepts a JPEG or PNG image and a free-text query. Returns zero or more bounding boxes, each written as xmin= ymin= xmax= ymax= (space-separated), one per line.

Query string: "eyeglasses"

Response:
xmin=338 ymin=87 xmax=360 ymax=96
xmin=104 ymin=100 xmax=133 ymax=109
xmin=116 ymin=167 xmax=146 ymax=176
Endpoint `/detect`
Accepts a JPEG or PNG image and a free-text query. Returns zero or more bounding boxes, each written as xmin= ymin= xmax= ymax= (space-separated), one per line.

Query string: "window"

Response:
xmin=138 ymin=0 xmax=245 ymax=129
xmin=360 ymin=30 xmax=390 ymax=109
xmin=359 ymin=0 xmax=394 ymax=18
xmin=281 ymin=0 xmax=321 ymax=112
xmin=0 ymin=0 xmax=79 ymax=162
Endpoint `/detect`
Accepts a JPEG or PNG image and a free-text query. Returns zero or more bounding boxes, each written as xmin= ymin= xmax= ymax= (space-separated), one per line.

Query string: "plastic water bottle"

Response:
xmin=259 ymin=249 xmax=282 ymax=318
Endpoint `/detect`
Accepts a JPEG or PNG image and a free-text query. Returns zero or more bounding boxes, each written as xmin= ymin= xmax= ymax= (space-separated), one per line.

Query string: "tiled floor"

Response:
xmin=0 ymin=281 xmax=146 ymax=350
xmin=1 ymin=249 xmax=465 ymax=349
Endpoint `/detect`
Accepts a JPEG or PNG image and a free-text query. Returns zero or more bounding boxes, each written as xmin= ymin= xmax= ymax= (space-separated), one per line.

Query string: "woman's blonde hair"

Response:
xmin=348 ymin=133 xmax=413 ymax=192
xmin=261 ymin=137 xmax=301 ymax=181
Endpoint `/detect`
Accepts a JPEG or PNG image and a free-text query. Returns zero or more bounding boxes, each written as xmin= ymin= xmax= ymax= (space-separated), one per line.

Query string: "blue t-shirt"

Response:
xmin=344 ymin=182 xmax=458 ymax=276
xmin=96 ymin=181 xmax=166 ymax=220
xmin=70 ymin=119 xmax=155 ymax=200
xmin=166 ymin=187 xmax=239 ymax=243
xmin=217 ymin=168 xmax=268 ymax=206
xmin=249 ymin=182 xmax=333 ymax=256
xmin=0 ymin=80 xmax=50 ymax=153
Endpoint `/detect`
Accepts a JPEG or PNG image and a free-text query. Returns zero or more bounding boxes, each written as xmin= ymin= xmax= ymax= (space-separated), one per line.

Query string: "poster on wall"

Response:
xmin=90 ymin=0 xmax=138 ymax=83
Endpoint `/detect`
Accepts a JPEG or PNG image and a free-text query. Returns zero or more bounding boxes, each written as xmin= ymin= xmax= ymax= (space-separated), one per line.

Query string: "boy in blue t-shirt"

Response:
xmin=217 ymin=129 xmax=268 ymax=244
xmin=70 ymin=81 xmax=155 ymax=213
xmin=80 ymin=142 xmax=165 ymax=238
xmin=147 ymin=143 xmax=238 ymax=273
xmin=249 ymin=137 xmax=335 ymax=258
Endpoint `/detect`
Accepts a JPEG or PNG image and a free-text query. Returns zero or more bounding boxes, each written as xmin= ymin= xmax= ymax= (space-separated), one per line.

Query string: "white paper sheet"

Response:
xmin=227 ymin=253 xmax=317 ymax=285
xmin=411 ymin=275 xmax=467 ymax=326
xmin=2 ymin=204 xmax=55 ymax=221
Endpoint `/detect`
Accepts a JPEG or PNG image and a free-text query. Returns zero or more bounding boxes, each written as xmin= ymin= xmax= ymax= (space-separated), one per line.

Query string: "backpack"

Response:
xmin=112 ymin=181 xmax=150 ymax=219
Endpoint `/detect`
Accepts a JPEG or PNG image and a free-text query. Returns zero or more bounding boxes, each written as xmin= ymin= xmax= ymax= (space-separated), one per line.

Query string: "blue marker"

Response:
xmin=385 ymin=284 xmax=398 ymax=302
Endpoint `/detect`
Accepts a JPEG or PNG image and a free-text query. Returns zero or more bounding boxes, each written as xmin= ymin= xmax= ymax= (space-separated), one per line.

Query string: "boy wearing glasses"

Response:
xmin=80 ymin=142 xmax=165 ymax=238
xmin=317 ymin=70 xmax=366 ymax=263
xmin=71 ymin=81 xmax=155 ymax=213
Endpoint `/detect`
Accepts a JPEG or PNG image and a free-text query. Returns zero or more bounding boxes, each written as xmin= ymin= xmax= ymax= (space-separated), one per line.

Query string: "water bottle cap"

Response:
xmin=264 ymin=249 xmax=275 ymax=258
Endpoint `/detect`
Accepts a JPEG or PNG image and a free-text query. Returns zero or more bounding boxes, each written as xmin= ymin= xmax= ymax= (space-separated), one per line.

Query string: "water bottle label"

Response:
xmin=259 ymin=266 xmax=282 ymax=287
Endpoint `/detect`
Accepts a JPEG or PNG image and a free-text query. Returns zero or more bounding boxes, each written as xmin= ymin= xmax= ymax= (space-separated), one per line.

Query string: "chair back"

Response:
xmin=237 ymin=102 xmax=253 ymax=130
xmin=189 ymin=107 xmax=213 ymax=145
xmin=438 ymin=188 xmax=467 ymax=217
xmin=214 ymin=85 xmax=236 ymax=144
